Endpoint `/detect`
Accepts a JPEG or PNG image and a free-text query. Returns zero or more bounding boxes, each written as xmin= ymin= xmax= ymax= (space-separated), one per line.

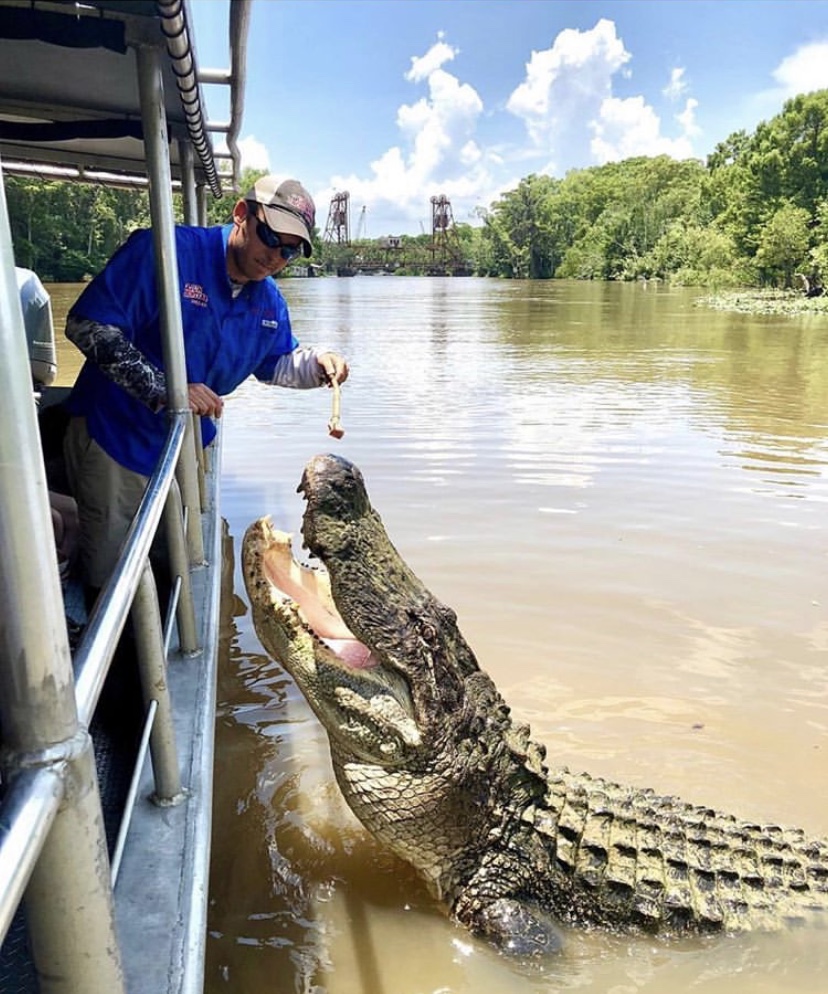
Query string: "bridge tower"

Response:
xmin=323 ymin=191 xmax=355 ymax=275
xmin=323 ymin=191 xmax=351 ymax=245
xmin=431 ymin=194 xmax=454 ymax=237
xmin=429 ymin=194 xmax=469 ymax=276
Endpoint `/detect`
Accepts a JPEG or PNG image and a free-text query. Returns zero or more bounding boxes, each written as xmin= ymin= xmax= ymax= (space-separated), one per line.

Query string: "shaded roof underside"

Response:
xmin=0 ymin=0 xmax=223 ymax=192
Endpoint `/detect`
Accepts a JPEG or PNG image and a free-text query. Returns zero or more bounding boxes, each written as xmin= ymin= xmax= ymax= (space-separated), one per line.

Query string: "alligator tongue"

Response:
xmin=262 ymin=535 xmax=378 ymax=670
xmin=321 ymin=638 xmax=378 ymax=670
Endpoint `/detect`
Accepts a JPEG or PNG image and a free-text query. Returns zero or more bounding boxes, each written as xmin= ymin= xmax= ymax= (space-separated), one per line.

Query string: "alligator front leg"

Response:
xmin=454 ymin=894 xmax=565 ymax=956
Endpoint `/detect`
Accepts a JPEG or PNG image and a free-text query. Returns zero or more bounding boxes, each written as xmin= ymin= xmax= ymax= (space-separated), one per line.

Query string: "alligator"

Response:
xmin=242 ymin=453 xmax=828 ymax=956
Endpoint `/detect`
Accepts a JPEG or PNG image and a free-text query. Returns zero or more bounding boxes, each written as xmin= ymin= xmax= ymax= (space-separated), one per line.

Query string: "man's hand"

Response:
xmin=317 ymin=351 xmax=349 ymax=385
xmin=188 ymin=383 xmax=224 ymax=417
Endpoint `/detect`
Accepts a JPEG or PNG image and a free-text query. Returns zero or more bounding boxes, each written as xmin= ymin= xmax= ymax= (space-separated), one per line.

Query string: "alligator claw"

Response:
xmin=472 ymin=898 xmax=565 ymax=958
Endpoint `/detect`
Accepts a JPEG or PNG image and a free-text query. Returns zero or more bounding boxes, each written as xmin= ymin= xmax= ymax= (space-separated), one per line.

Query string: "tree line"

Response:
xmin=6 ymin=88 xmax=828 ymax=288
xmin=475 ymin=88 xmax=828 ymax=289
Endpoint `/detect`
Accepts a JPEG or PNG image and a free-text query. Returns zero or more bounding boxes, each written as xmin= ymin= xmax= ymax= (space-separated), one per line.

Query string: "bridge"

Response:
xmin=321 ymin=192 xmax=472 ymax=276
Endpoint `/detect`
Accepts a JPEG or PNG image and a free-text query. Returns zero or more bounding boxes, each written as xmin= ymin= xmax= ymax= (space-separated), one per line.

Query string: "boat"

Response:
xmin=0 ymin=2 xmax=251 ymax=991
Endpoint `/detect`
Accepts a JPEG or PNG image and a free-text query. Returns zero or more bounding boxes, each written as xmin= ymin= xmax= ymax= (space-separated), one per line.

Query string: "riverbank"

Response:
xmin=697 ymin=288 xmax=828 ymax=316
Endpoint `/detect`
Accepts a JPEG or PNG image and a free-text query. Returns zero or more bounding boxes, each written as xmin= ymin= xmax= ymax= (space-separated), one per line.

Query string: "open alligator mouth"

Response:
xmin=242 ymin=513 xmax=424 ymax=762
xmin=241 ymin=454 xmax=447 ymax=762
xmin=242 ymin=454 xmax=481 ymax=731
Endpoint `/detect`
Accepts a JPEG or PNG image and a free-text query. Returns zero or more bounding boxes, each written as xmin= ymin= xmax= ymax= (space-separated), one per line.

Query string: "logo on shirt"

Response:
xmin=261 ymin=308 xmax=280 ymax=330
xmin=183 ymin=283 xmax=208 ymax=308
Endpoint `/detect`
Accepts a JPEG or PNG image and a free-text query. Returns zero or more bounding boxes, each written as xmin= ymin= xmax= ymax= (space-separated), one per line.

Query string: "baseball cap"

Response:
xmin=244 ymin=176 xmax=316 ymax=257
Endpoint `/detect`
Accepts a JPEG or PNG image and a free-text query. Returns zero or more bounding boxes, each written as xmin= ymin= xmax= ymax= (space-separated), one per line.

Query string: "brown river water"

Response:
xmin=51 ymin=277 xmax=828 ymax=994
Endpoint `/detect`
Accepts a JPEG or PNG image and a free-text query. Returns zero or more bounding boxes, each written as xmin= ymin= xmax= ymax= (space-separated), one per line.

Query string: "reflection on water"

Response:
xmin=53 ymin=278 xmax=828 ymax=993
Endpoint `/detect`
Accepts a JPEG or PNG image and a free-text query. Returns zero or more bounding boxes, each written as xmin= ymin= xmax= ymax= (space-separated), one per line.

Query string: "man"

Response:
xmin=63 ymin=175 xmax=348 ymax=595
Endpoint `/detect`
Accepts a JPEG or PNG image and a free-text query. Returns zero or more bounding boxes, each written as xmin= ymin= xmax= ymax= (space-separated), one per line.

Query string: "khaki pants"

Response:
xmin=63 ymin=416 xmax=164 ymax=589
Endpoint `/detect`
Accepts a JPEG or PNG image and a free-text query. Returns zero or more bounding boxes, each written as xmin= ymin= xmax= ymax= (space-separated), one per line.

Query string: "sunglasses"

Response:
xmin=250 ymin=211 xmax=303 ymax=261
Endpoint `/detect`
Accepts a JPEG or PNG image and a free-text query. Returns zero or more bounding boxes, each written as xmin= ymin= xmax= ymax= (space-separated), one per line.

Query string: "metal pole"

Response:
xmin=179 ymin=139 xmax=197 ymax=226
xmin=165 ymin=477 xmax=199 ymax=653
xmin=196 ymin=183 xmax=208 ymax=226
xmin=193 ymin=413 xmax=207 ymax=506
xmin=181 ymin=141 xmax=206 ymax=514
xmin=0 ymin=767 xmax=63 ymax=944
xmin=179 ymin=139 xmax=209 ymax=529
xmin=131 ymin=562 xmax=184 ymax=802
xmin=0 ymin=155 xmax=126 ymax=993
xmin=110 ymin=700 xmax=156 ymax=886
xmin=136 ymin=42 xmax=205 ymax=566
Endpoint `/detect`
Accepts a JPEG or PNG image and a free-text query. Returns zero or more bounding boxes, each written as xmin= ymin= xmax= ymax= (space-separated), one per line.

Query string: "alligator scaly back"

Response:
xmin=242 ymin=454 xmax=828 ymax=955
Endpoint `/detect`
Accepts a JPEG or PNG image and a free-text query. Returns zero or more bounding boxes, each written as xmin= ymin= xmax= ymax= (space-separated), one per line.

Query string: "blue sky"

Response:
xmin=190 ymin=0 xmax=828 ymax=237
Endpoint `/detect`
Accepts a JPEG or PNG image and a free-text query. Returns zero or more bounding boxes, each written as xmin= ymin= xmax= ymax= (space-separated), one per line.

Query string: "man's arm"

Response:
xmin=67 ymin=315 xmax=167 ymax=411
xmin=269 ymin=346 xmax=349 ymax=388
xmin=68 ymin=316 xmax=226 ymax=417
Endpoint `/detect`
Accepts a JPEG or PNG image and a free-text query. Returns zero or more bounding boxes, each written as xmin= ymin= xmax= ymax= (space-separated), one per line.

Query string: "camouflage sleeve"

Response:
xmin=66 ymin=315 xmax=167 ymax=411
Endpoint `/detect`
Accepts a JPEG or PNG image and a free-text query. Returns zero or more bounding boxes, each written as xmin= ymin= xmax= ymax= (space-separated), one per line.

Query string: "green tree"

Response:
xmin=754 ymin=204 xmax=811 ymax=287
xmin=9 ymin=88 xmax=828 ymax=290
xmin=642 ymin=221 xmax=742 ymax=287
xmin=481 ymin=174 xmax=559 ymax=278
xmin=6 ymin=175 xmax=149 ymax=280
xmin=706 ymin=90 xmax=828 ymax=267
xmin=552 ymin=156 xmax=707 ymax=280
xmin=806 ymin=198 xmax=828 ymax=289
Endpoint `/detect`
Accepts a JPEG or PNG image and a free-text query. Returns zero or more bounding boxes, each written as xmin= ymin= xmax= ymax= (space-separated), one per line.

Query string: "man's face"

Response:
xmin=228 ymin=201 xmax=304 ymax=283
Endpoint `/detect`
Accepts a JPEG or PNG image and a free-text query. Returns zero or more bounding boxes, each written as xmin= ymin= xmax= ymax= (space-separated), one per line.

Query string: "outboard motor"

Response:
xmin=15 ymin=265 xmax=57 ymax=391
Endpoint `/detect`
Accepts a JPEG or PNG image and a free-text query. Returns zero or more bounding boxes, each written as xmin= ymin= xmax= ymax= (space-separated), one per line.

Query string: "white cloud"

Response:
xmin=508 ymin=20 xmax=700 ymax=170
xmin=590 ymin=96 xmax=695 ymax=163
xmin=676 ymin=97 xmax=701 ymax=138
xmin=238 ymin=135 xmax=271 ymax=171
xmin=663 ymin=67 xmax=688 ymax=101
xmin=398 ymin=68 xmax=484 ymax=178
xmin=746 ymin=39 xmax=828 ymax=128
xmin=406 ymin=31 xmax=457 ymax=83
xmin=506 ymin=18 xmax=631 ymax=146
xmin=772 ymin=40 xmax=828 ymax=96
xmin=323 ymin=35 xmax=495 ymax=233
xmin=459 ymin=140 xmax=482 ymax=166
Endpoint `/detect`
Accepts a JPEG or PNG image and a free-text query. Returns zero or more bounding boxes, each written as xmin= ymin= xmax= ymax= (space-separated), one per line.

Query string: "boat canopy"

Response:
xmin=0 ymin=0 xmax=249 ymax=194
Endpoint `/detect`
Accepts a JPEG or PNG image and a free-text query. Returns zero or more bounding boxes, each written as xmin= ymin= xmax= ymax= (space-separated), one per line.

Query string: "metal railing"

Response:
xmin=0 ymin=368 xmax=205 ymax=992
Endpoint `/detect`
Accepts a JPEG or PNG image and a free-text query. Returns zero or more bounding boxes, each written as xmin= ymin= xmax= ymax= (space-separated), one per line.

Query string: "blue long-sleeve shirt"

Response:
xmin=66 ymin=224 xmax=307 ymax=475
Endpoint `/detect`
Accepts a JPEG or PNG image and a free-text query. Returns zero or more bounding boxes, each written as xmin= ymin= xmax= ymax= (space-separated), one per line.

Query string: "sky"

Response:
xmin=189 ymin=0 xmax=828 ymax=238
